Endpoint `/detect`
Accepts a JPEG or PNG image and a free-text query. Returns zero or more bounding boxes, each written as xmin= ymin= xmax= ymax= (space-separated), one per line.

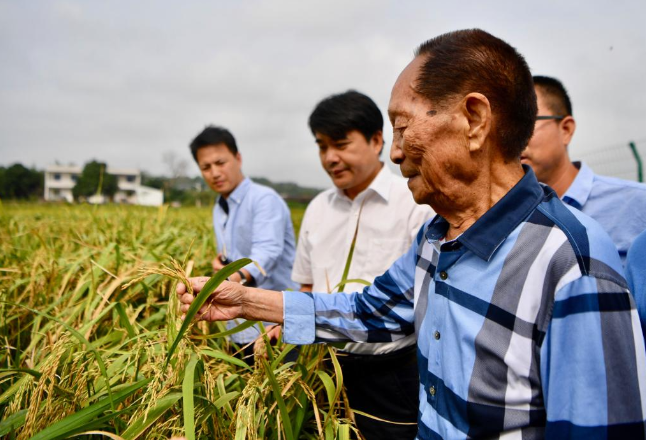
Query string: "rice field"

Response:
xmin=0 ymin=202 xmax=357 ymax=439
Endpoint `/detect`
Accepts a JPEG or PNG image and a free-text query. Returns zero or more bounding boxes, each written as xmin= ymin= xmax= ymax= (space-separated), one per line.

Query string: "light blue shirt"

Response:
xmin=563 ymin=161 xmax=646 ymax=264
xmin=214 ymin=177 xmax=298 ymax=343
xmin=627 ymin=230 xmax=646 ymax=343
xmin=282 ymin=167 xmax=646 ymax=439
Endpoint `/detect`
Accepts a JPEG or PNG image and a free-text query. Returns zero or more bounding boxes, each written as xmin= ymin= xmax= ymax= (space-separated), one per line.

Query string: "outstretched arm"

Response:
xmin=177 ymin=278 xmax=284 ymax=324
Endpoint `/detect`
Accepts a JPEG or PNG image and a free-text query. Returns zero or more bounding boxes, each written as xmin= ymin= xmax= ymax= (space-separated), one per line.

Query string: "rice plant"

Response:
xmin=0 ymin=203 xmax=357 ymax=439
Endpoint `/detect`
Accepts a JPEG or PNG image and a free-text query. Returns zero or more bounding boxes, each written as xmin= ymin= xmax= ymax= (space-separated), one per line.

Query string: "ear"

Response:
xmin=370 ymin=130 xmax=384 ymax=155
xmin=236 ymin=152 xmax=242 ymax=163
xmin=460 ymin=93 xmax=492 ymax=153
xmin=559 ymin=115 xmax=576 ymax=147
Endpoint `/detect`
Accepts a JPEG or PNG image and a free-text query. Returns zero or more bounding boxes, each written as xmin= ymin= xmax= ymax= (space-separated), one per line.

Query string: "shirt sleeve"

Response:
xmin=283 ymin=230 xmax=419 ymax=345
xmin=626 ymin=232 xmax=646 ymax=342
xmin=541 ymin=274 xmax=646 ymax=437
xmin=245 ymin=193 xmax=290 ymax=285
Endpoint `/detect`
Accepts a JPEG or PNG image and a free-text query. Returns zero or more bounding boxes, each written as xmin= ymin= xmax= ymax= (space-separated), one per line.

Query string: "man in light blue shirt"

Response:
xmin=521 ymin=76 xmax=646 ymax=264
xmin=179 ymin=31 xmax=646 ymax=438
xmin=189 ymin=125 xmax=298 ymax=354
xmin=626 ymin=230 xmax=646 ymax=342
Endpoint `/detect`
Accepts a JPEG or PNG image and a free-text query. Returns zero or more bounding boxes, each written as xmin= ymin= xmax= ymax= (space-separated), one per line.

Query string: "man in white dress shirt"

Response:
xmin=290 ymin=90 xmax=433 ymax=439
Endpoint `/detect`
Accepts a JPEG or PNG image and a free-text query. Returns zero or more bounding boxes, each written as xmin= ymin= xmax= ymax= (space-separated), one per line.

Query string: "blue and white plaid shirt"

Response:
xmin=283 ymin=167 xmax=646 ymax=439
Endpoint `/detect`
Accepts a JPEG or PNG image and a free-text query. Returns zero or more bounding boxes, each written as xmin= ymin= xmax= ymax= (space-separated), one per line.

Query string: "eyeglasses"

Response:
xmin=536 ymin=115 xmax=565 ymax=121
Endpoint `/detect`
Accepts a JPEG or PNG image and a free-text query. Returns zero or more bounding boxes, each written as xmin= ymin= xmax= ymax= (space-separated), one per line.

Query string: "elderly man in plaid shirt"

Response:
xmin=179 ymin=29 xmax=646 ymax=439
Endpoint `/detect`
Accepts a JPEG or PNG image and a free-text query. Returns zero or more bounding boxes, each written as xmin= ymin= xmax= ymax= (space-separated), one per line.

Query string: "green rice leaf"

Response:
xmin=315 ymin=370 xmax=336 ymax=406
xmin=191 ymin=319 xmax=258 ymax=340
xmin=0 ymin=409 xmax=27 ymax=436
xmin=261 ymin=357 xmax=294 ymax=440
xmin=328 ymin=347 xmax=344 ymax=404
xmin=336 ymin=200 xmax=366 ymax=292
xmin=331 ymin=278 xmax=371 ymax=291
xmin=200 ymin=348 xmax=252 ymax=371
xmin=213 ymin=391 xmax=240 ymax=408
xmin=182 ymin=355 xmax=199 ymax=440
xmin=120 ymin=392 xmax=182 ymax=439
xmin=115 ymin=302 xmax=136 ymax=338
xmin=338 ymin=423 xmax=351 ymax=440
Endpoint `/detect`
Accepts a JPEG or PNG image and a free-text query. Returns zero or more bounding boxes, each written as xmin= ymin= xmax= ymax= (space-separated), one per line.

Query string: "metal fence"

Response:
xmin=571 ymin=139 xmax=645 ymax=182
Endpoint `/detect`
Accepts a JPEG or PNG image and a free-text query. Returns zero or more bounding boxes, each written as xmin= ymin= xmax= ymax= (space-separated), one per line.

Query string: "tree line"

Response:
xmin=0 ymin=161 xmax=321 ymax=204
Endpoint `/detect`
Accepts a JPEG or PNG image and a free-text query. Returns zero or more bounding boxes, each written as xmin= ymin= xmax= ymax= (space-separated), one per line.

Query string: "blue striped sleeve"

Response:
xmin=283 ymin=231 xmax=419 ymax=345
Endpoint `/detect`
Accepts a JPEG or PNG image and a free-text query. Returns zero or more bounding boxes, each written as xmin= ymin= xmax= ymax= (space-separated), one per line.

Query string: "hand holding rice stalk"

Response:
xmin=176 ymin=265 xmax=285 ymax=327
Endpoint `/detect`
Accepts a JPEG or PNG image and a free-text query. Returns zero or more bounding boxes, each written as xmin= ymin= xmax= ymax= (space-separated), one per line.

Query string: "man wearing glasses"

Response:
xmin=521 ymin=76 xmax=646 ymax=264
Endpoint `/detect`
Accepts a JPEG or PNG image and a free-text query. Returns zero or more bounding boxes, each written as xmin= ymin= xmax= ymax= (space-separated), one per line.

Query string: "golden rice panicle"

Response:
xmin=19 ymin=335 xmax=71 ymax=439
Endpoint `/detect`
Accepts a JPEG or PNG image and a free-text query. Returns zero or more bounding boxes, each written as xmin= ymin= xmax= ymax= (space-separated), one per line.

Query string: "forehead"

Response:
xmin=314 ymin=130 xmax=364 ymax=143
xmin=388 ymin=56 xmax=429 ymax=119
xmin=534 ymin=88 xmax=551 ymax=113
xmin=196 ymin=143 xmax=236 ymax=163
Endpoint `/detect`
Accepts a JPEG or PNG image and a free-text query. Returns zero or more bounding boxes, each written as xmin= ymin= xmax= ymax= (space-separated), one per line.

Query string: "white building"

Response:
xmin=44 ymin=165 xmax=164 ymax=206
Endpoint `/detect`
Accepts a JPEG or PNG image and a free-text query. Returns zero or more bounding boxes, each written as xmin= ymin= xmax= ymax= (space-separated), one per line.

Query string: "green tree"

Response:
xmin=73 ymin=161 xmax=118 ymax=200
xmin=0 ymin=163 xmax=43 ymax=199
xmin=141 ymin=172 xmax=165 ymax=190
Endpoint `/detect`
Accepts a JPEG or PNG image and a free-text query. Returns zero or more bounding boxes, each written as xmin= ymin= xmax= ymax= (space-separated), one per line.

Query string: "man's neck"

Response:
xmin=221 ymin=176 xmax=245 ymax=200
xmin=546 ymin=161 xmax=579 ymax=198
xmin=435 ymin=158 xmax=525 ymax=241
xmin=343 ymin=162 xmax=383 ymax=200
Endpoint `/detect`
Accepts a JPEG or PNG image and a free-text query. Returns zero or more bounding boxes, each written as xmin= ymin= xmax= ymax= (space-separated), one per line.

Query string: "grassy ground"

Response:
xmin=0 ymin=202 xmax=356 ymax=439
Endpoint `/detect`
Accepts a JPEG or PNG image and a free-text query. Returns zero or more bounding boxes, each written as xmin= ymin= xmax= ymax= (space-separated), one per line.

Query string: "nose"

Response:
xmin=206 ymin=165 xmax=221 ymax=179
xmin=323 ymin=148 xmax=340 ymax=166
xmin=390 ymin=139 xmax=404 ymax=165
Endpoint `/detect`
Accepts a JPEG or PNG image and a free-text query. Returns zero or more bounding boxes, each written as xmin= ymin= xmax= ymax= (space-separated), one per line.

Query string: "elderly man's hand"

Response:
xmin=176 ymin=277 xmax=246 ymax=322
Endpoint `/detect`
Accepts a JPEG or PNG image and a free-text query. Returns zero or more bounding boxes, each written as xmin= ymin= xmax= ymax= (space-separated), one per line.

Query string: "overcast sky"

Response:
xmin=1 ymin=0 xmax=645 ymax=188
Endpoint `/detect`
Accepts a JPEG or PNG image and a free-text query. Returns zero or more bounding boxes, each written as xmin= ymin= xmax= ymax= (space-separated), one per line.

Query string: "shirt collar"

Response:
xmin=425 ymin=165 xmax=546 ymax=261
xmin=562 ymin=161 xmax=593 ymax=209
xmin=332 ymin=163 xmax=392 ymax=203
xmin=223 ymin=177 xmax=251 ymax=206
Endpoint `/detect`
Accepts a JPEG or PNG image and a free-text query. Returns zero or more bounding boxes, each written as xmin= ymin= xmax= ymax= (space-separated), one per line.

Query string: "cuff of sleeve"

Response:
xmin=282 ymin=290 xmax=315 ymax=344
xmin=245 ymin=263 xmax=265 ymax=286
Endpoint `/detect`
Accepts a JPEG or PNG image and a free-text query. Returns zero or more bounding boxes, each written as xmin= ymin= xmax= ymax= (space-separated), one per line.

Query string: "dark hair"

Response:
xmin=533 ymin=75 xmax=573 ymax=117
xmin=308 ymin=90 xmax=383 ymax=143
xmin=189 ymin=125 xmax=238 ymax=161
xmin=414 ymin=29 xmax=537 ymax=160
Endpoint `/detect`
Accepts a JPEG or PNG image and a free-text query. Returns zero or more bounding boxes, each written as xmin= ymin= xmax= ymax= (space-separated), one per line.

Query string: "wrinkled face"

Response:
xmin=315 ymin=129 xmax=382 ymax=196
xmin=388 ymin=56 xmax=475 ymax=207
xmin=196 ymin=144 xmax=244 ymax=197
xmin=521 ymin=89 xmax=570 ymax=183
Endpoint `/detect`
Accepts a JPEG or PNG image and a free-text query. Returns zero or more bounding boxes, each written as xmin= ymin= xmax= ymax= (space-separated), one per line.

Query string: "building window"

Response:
xmin=71 ymin=175 xmax=78 ymax=182
xmin=53 ymin=174 xmax=61 ymax=180
xmin=126 ymin=175 xmax=136 ymax=183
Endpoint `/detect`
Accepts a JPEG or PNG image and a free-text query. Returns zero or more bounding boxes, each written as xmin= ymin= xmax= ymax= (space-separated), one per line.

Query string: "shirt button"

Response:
xmin=434 ymin=331 xmax=441 ymax=340
xmin=429 ymin=386 xmax=436 ymax=396
xmin=439 ymin=271 xmax=448 ymax=280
